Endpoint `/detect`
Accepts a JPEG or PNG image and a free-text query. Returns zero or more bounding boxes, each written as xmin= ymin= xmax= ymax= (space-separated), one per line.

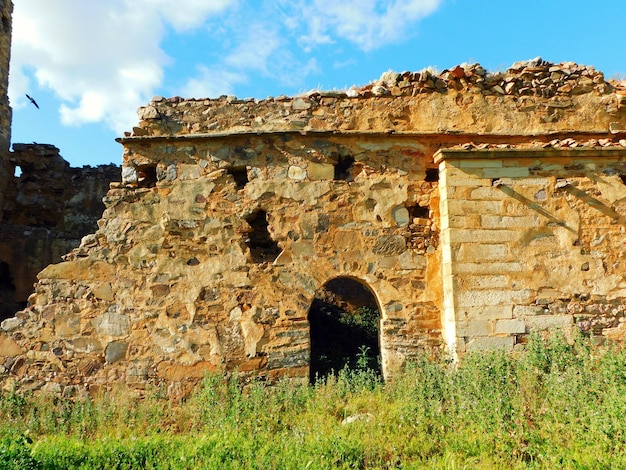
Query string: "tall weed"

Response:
xmin=1 ymin=333 xmax=626 ymax=468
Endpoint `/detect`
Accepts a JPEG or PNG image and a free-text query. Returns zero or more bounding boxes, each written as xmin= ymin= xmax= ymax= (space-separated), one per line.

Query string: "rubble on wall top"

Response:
xmin=150 ymin=57 xmax=622 ymax=106
xmin=452 ymin=137 xmax=626 ymax=152
xmin=129 ymin=58 xmax=626 ymax=139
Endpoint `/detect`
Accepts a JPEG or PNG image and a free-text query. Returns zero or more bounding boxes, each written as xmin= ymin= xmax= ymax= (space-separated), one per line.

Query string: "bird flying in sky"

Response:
xmin=25 ymin=94 xmax=39 ymax=109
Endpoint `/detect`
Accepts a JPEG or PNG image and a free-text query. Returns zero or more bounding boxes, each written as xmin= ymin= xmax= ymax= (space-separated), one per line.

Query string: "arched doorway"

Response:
xmin=308 ymin=277 xmax=382 ymax=383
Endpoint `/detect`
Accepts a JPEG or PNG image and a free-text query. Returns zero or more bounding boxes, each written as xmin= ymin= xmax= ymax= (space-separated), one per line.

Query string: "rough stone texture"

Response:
xmin=4 ymin=132 xmax=442 ymax=392
xmin=0 ymin=57 xmax=625 ymax=395
xmin=0 ymin=144 xmax=120 ymax=319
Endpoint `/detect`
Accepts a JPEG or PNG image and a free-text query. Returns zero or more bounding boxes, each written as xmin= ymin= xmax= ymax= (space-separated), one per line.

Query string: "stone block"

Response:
xmin=38 ymin=260 xmax=116 ymax=281
xmin=121 ymin=166 xmax=138 ymax=184
xmin=460 ymin=305 xmax=513 ymax=321
xmin=1 ymin=317 xmax=24 ymax=332
xmin=156 ymin=361 xmax=218 ymax=381
xmin=447 ymin=200 xmax=503 ymax=215
xmin=448 ymin=229 xmax=519 ymax=244
xmin=291 ymin=98 xmax=311 ymax=110
xmin=495 ymin=319 xmax=526 ymax=334
xmin=372 ymin=235 xmax=407 ymax=255
xmin=446 ymin=178 xmax=493 ymax=187
xmin=453 ymin=262 xmax=523 ymax=274
xmin=458 ymin=159 xmax=503 ymax=169
xmin=307 ymin=162 xmax=334 ymax=180
xmin=68 ymin=338 xmax=104 ymax=354
xmin=461 ymin=275 xmax=510 ymax=289
xmin=398 ymin=251 xmax=426 ymax=270
xmin=105 ymin=341 xmax=128 ymax=364
xmin=466 ymin=336 xmax=515 ymax=352
xmin=455 ymin=243 xmax=509 ymax=262
xmin=513 ymin=305 xmax=547 ymax=316
xmin=93 ymin=283 xmax=115 ymax=301
xmin=378 ymin=256 xmax=398 ymax=268
xmin=483 ymin=167 xmax=530 ymax=178
xmin=291 ymin=242 xmax=315 ymax=257
xmin=523 ymin=314 xmax=573 ymax=331
xmin=55 ymin=311 xmax=81 ymax=337
xmin=0 ymin=334 xmax=23 ymax=356
xmin=288 ymin=165 xmax=307 ymax=180
xmin=392 ymin=206 xmax=410 ymax=226
xmin=333 ymin=231 xmax=361 ymax=250
xmin=469 ymin=187 xmax=503 ymax=200
xmin=444 ymin=214 xmax=480 ymax=230
xmin=92 ymin=313 xmax=131 ymax=337
xmin=480 ymin=215 xmax=539 ymax=229
xmin=457 ymin=320 xmax=491 ymax=337
xmin=456 ymin=289 xmax=532 ymax=308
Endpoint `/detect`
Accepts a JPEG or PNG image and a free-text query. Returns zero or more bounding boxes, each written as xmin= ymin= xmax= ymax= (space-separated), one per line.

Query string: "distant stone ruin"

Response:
xmin=0 ymin=144 xmax=119 ymax=318
xmin=1 ymin=2 xmax=626 ymax=396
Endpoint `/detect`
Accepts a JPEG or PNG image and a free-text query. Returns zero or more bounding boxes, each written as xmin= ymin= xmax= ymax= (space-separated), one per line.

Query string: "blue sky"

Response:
xmin=9 ymin=0 xmax=626 ymax=168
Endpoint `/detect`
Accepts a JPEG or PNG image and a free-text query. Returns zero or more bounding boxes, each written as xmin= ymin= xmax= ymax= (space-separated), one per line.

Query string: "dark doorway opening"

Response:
xmin=308 ymin=278 xmax=381 ymax=383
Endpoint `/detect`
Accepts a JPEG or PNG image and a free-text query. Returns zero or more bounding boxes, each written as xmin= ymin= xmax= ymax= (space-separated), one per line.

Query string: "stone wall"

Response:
xmin=3 ymin=133 xmax=443 ymax=394
xmin=0 ymin=144 xmax=120 ymax=319
xmin=1 ymin=59 xmax=625 ymax=395
xmin=437 ymin=148 xmax=626 ymax=356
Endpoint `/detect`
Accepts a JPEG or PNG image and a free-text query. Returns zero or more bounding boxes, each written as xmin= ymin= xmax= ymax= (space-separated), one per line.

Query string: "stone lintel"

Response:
xmin=118 ymin=130 xmax=618 ymax=145
xmin=434 ymin=147 xmax=625 ymax=164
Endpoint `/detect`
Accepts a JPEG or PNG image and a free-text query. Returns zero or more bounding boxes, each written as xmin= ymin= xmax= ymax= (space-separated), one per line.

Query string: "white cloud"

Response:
xmin=181 ymin=65 xmax=246 ymax=98
xmin=295 ymin=0 xmax=442 ymax=51
xmin=224 ymin=24 xmax=282 ymax=73
xmin=9 ymin=0 xmax=236 ymax=133
xmin=139 ymin=0 xmax=236 ymax=31
xmin=8 ymin=0 xmax=442 ymax=135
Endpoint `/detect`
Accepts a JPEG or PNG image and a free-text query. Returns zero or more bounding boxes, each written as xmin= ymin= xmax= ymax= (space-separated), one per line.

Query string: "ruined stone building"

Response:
xmin=1 ymin=0 xmax=626 ymax=394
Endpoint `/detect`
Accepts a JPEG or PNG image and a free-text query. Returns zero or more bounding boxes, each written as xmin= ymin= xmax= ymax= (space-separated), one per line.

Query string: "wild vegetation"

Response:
xmin=2 ymin=332 xmax=626 ymax=469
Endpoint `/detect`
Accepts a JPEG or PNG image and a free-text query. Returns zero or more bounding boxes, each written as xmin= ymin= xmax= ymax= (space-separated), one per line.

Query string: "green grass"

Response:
xmin=2 ymin=332 xmax=626 ymax=468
